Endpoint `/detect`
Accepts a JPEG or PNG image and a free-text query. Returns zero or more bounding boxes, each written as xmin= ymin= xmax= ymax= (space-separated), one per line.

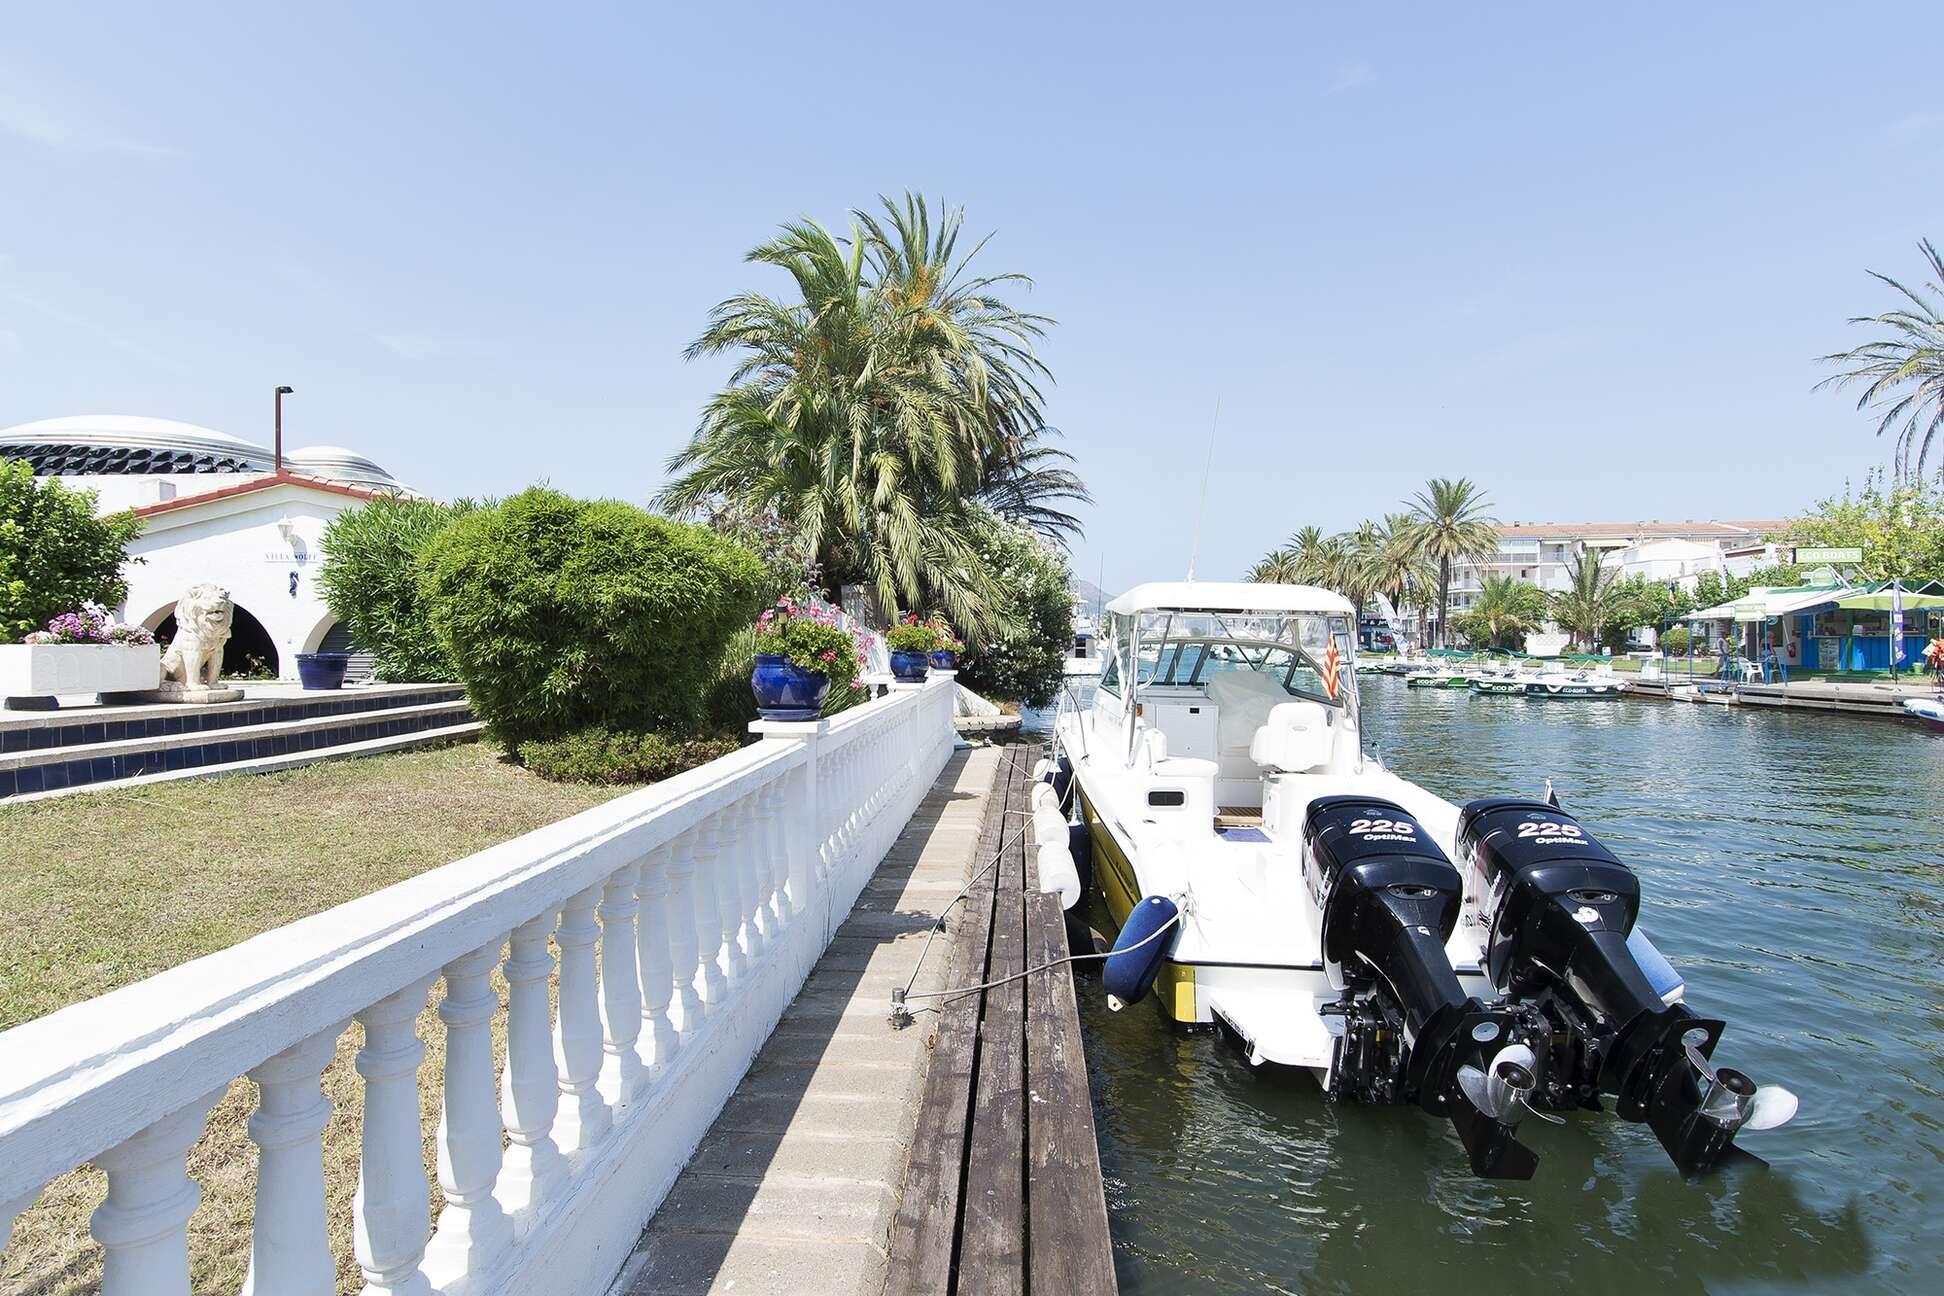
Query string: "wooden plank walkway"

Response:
xmin=885 ymin=751 xmax=1117 ymax=1296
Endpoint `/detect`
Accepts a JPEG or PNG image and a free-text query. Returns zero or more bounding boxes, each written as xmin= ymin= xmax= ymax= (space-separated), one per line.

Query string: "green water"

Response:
xmin=1074 ymin=679 xmax=1943 ymax=1295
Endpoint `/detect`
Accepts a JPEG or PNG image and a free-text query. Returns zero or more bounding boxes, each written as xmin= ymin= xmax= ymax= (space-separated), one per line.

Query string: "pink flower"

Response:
xmin=850 ymin=678 xmax=865 ymax=689
xmin=819 ymin=650 xmax=836 ymax=662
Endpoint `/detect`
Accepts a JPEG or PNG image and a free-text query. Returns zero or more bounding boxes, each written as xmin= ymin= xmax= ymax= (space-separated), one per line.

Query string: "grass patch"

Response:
xmin=1 ymin=739 xmax=635 ymax=1295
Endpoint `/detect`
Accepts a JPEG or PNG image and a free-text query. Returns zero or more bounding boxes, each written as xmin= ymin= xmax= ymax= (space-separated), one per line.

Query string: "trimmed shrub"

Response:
xmin=1662 ymin=625 xmax=1691 ymax=655
xmin=957 ymin=510 xmax=1072 ymax=707
xmin=418 ymin=488 xmax=766 ymax=746
xmin=1 ymin=460 xmax=142 ymax=642
xmin=317 ymin=496 xmax=468 ymax=681
xmin=516 ymin=727 xmax=739 ymax=784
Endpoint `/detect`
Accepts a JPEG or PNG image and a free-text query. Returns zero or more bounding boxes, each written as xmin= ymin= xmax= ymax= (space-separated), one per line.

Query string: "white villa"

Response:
xmin=1 ymin=414 xmax=417 ymax=679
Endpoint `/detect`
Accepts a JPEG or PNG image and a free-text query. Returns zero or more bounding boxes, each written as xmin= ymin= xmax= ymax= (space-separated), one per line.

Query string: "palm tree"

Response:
xmin=1819 ymin=239 xmax=1944 ymax=483
xmin=1551 ymin=550 xmax=1617 ymax=650
xmin=1404 ymin=478 xmax=1499 ymax=647
xmin=658 ymin=196 xmax=1075 ymax=636
xmin=1247 ymin=546 xmax=1301 ymax=582
xmin=1368 ymin=512 xmax=1436 ymax=647
xmin=1460 ymin=574 xmax=1547 ymax=650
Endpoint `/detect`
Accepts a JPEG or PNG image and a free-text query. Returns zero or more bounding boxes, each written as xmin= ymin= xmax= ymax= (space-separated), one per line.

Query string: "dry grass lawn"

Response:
xmin=0 ymin=739 xmax=636 ymax=1295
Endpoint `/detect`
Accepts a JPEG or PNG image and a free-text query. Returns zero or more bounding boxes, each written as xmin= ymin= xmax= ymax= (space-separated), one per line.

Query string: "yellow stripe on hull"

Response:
xmin=1077 ymin=783 xmax=1198 ymax=1024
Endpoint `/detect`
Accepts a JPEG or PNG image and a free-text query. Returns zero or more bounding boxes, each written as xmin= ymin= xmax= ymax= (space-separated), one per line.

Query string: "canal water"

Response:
xmin=1066 ymin=678 xmax=1942 ymax=1296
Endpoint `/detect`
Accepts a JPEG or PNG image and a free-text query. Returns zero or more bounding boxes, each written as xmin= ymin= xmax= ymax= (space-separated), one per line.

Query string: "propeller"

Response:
xmin=1456 ymin=1045 xmax=1565 ymax=1126
xmin=1683 ymin=1034 xmax=1798 ymax=1133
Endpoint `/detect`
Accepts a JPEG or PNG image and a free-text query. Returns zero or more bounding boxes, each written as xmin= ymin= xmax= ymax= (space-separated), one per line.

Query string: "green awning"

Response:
xmin=1830 ymin=590 xmax=1944 ymax=611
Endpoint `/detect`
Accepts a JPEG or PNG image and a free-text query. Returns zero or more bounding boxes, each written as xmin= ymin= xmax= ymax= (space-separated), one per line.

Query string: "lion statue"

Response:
xmin=160 ymin=583 xmax=235 ymax=689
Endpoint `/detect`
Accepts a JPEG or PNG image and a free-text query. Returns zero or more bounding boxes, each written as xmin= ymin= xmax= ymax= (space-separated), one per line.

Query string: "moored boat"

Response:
xmin=1903 ymin=697 xmax=1944 ymax=731
xmin=1042 ymin=581 xmax=1794 ymax=1181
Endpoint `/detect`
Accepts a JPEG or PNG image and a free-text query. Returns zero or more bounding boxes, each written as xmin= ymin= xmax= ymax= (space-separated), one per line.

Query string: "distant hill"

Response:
xmin=1069 ymin=577 xmax=1110 ymax=615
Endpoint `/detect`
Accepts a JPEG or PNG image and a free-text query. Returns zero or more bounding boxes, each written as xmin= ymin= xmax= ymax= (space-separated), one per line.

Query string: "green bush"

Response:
xmin=0 ymin=460 xmax=142 ymax=642
xmin=418 ymin=487 xmax=765 ymax=747
xmin=517 ymin=727 xmax=739 ymax=784
xmin=885 ymin=617 xmax=944 ymax=653
xmin=1662 ymin=625 xmax=1691 ymax=655
xmin=957 ymin=509 xmax=1071 ymax=707
xmin=317 ymin=496 xmax=468 ymax=681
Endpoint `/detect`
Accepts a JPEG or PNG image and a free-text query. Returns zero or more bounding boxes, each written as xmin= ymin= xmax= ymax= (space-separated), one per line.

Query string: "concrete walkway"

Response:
xmin=617 ymin=743 xmax=1010 ymax=1296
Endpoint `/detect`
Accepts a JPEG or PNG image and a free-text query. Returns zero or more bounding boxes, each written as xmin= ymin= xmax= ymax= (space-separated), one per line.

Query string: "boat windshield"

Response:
xmin=1117 ymin=609 xmax=1357 ymax=714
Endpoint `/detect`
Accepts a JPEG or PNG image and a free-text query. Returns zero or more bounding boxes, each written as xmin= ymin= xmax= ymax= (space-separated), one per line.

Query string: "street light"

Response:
xmin=274 ymin=385 xmax=294 ymax=474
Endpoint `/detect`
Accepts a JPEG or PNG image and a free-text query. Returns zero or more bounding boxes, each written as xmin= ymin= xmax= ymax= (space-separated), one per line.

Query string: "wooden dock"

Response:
xmin=885 ymin=750 xmax=1117 ymax=1296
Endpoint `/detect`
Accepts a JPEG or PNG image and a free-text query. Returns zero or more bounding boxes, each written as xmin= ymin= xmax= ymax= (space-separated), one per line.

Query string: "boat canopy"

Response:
xmin=1104 ymin=581 xmax=1354 ymax=617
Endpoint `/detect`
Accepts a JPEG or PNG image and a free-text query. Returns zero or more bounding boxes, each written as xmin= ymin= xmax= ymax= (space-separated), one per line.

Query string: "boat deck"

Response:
xmin=1215 ymin=805 xmax=1264 ymax=829
xmin=884 ymin=754 xmax=1117 ymax=1295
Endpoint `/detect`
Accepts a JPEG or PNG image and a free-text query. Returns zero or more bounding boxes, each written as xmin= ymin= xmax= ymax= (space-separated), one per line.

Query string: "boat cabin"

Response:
xmin=1089 ymin=582 xmax=1361 ymax=814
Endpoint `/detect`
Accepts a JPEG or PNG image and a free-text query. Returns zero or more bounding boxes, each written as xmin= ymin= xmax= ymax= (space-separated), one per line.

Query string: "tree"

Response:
xmin=1550 ymin=550 xmax=1619 ymax=650
xmin=1818 ymin=239 xmax=1944 ymax=483
xmin=1247 ymin=547 xmax=1301 ymax=583
xmin=0 ymin=460 xmax=142 ymax=642
xmin=1367 ymin=512 xmax=1437 ymax=645
xmin=657 ymin=195 xmax=1082 ymax=638
xmin=1404 ymin=478 xmax=1499 ymax=646
xmin=317 ymin=496 xmax=470 ymax=681
xmin=956 ymin=508 xmax=1072 ymax=707
xmin=1789 ymin=472 xmax=1944 ymax=583
xmin=1453 ymin=574 xmax=1547 ymax=650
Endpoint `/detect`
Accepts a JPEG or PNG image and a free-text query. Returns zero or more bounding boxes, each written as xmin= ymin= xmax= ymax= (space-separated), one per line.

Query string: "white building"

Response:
xmin=1 ymin=414 xmax=416 ymax=680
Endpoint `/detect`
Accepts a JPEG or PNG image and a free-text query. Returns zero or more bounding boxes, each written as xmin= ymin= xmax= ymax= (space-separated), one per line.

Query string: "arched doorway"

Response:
xmin=154 ymin=602 xmax=281 ymax=680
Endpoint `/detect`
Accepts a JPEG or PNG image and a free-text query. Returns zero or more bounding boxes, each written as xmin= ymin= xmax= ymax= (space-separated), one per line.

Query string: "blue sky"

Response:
xmin=3 ymin=2 xmax=1940 ymax=595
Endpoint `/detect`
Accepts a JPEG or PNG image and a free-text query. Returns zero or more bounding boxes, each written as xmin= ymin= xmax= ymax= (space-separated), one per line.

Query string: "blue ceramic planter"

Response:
xmin=889 ymin=648 xmax=930 ymax=683
xmin=751 ymin=653 xmax=829 ymax=720
xmin=296 ymin=652 xmax=349 ymax=690
xmin=929 ymin=649 xmax=958 ymax=672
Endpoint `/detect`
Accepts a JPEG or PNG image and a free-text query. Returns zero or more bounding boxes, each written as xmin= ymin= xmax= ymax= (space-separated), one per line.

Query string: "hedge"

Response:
xmin=316 ymin=496 xmax=467 ymax=681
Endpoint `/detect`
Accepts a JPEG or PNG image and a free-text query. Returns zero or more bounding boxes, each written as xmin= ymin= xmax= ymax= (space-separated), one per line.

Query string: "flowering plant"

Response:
xmin=20 ymin=609 xmax=156 ymax=646
xmin=884 ymin=615 xmax=944 ymax=653
xmin=1926 ymin=637 xmax=1944 ymax=672
xmin=755 ymin=596 xmax=871 ymax=692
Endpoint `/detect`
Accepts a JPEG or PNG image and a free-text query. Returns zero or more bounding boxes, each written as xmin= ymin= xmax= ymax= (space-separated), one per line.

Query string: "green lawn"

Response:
xmin=0 ymin=740 xmax=636 ymax=1296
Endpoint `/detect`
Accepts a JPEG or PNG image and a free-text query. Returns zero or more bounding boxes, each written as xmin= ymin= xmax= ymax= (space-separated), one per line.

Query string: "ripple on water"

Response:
xmin=1078 ymin=679 xmax=1941 ymax=1295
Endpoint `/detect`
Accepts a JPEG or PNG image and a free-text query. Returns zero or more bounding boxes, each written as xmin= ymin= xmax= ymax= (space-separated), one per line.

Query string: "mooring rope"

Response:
xmin=896 ymin=904 xmax=1184 ymax=1015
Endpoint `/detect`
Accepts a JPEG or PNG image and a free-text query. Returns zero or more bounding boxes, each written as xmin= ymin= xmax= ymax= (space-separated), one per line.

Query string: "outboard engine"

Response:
xmin=1457 ymin=797 xmax=1796 ymax=1174
xmin=1304 ymin=796 xmax=1541 ymax=1179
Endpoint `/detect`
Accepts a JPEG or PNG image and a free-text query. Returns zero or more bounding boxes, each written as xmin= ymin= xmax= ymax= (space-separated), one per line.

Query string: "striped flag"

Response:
xmin=1323 ymin=638 xmax=1342 ymax=699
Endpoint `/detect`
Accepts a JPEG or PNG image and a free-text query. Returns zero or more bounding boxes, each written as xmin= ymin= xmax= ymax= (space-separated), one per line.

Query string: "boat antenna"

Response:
xmin=1185 ymin=396 xmax=1222 ymax=581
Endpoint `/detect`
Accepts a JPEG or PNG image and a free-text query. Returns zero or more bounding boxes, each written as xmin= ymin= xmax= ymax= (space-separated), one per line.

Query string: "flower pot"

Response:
xmin=0 ymin=642 xmax=161 ymax=706
xmin=889 ymin=648 xmax=930 ymax=683
xmin=296 ymin=652 xmax=350 ymax=691
xmin=929 ymin=649 xmax=958 ymax=672
xmin=751 ymin=653 xmax=830 ymax=721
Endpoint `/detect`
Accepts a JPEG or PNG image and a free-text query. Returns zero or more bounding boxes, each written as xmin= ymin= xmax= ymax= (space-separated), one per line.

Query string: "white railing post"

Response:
xmin=598 ymin=862 xmax=648 ymax=1103
xmin=707 ymin=811 xmax=749 ymax=988
xmin=3 ymin=1190 xmax=37 ymax=1252
xmin=90 ymin=1088 xmax=225 ymax=1296
xmin=661 ymin=836 xmax=707 ymax=1033
xmin=242 ymin=1025 xmax=346 ymax=1296
xmin=635 ymin=845 xmax=681 ymax=1070
xmin=352 ymin=978 xmax=437 ymax=1296
xmin=692 ymin=815 xmax=733 ymax=1004
xmin=730 ymin=798 xmax=764 ymax=963
xmin=427 ymin=940 xmax=510 ymax=1278
xmin=498 ymin=912 xmax=566 ymax=1218
xmin=554 ymin=882 xmax=612 ymax=1153
xmin=754 ymin=784 xmax=786 ymax=948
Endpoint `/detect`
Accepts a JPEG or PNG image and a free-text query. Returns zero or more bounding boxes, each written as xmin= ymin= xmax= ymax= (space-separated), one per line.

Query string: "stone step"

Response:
xmin=3 ymin=720 xmax=484 ymax=803
xmin=0 ymin=682 xmax=465 ymax=754
xmin=0 ymin=700 xmax=475 ymax=799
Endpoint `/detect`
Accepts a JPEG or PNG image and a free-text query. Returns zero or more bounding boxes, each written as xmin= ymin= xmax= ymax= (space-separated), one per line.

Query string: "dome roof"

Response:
xmin=0 ymin=414 xmax=274 ymax=468
xmin=285 ymin=445 xmax=396 ymax=487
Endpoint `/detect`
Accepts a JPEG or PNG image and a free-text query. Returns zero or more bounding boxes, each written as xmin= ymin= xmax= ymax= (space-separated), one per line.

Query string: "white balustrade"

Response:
xmin=243 ymin=1026 xmax=345 ymax=1296
xmin=0 ymin=675 xmax=958 ymax=1296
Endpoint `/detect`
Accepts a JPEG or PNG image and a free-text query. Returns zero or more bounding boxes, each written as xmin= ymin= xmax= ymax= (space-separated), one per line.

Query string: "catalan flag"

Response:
xmin=1323 ymin=637 xmax=1342 ymax=699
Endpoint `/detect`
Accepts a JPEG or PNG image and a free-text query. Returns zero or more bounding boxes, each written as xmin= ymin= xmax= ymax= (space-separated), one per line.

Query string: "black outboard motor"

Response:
xmin=1305 ymin=796 xmax=1540 ymax=1179
xmin=1457 ymin=797 xmax=1792 ymax=1174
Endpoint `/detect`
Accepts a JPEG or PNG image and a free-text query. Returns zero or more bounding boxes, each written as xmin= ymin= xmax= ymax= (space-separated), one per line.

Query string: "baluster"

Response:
xmin=598 ymin=862 xmax=648 ymax=1103
xmin=499 ymin=912 xmax=566 ymax=1217
xmin=89 ymin=1088 xmax=225 ymax=1296
xmin=733 ymin=798 xmax=766 ymax=962
xmin=691 ymin=816 xmax=732 ymax=1003
xmin=353 ymin=978 xmax=437 ymax=1296
xmin=3 ymin=1190 xmax=37 ymax=1252
xmin=756 ymin=785 xmax=787 ymax=945
xmin=663 ymin=834 xmax=709 ymax=1029
xmin=554 ymin=883 xmax=612 ymax=1153
xmin=709 ymin=811 xmax=748 ymax=986
xmin=242 ymin=1026 xmax=346 ymax=1296
xmin=427 ymin=941 xmax=510 ymax=1276
xmin=636 ymin=844 xmax=683 ymax=1067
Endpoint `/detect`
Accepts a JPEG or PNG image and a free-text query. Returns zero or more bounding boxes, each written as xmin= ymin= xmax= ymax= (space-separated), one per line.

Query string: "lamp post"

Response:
xmin=274 ymin=385 xmax=294 ymax=474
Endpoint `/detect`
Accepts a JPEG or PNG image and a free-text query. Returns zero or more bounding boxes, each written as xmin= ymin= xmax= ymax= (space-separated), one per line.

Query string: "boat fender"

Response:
xmin=1032 ymin=801 xmax=1068 ymax=848
xmin=1038 ymin=839 xmax=1081 ymax=909
xmin=1029 ymin=781 xmax=1060 ymax=813
xmin=1066 ymin=821 xmax=1093 ymax=899
xmin=1104 ymin=895 xmax=1180 ymax=1011
xmin=1626 ymin=927 xmax=1685 ymax=1004
xmin=1032 ymin=758 xmax=1055 ymax=784
xmin=1051 ymin=756 xmax=1074 ymax=804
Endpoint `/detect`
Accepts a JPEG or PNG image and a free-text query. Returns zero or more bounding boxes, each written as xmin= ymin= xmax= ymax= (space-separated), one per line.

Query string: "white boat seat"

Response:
xmin=1206 ymin=669 xmax=1290 ymax=783
xmin=1249 ymin=700 xmax=1333 ymax=774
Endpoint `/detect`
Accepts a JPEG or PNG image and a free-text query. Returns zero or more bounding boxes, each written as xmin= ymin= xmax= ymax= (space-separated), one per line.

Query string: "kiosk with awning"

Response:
xmin=1680 ymin=580 xmax=1944 ymax=679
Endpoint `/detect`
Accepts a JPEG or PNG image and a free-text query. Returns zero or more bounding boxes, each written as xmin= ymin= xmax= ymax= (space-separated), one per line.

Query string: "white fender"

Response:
xmin=1038 ymin=838 xmax=1081 ymax=909
xmin=1029 ymin=782 xmax=1060 ymax=813
xmin=1033 ymin=804 xmax=1068 ymax=850
xmin=1031 ymin=758 xmax=1055 ymax=783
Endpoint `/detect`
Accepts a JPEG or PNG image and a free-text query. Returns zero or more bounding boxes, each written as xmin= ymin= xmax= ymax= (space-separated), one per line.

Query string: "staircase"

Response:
xmin=0 ymin=684 xmax=477 ymax=801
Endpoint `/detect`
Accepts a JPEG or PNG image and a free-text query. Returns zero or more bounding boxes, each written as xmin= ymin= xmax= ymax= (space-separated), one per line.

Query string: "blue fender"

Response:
xmin=1104 ymin=894 xmax=1179 ymax=1009
xmin=1048 ymin=755 xmax=1074 ymax=805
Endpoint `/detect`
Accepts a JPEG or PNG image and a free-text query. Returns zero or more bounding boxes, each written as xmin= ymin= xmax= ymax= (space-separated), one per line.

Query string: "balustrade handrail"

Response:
xmin=0 ymin=677 xmax=953 ymax=1220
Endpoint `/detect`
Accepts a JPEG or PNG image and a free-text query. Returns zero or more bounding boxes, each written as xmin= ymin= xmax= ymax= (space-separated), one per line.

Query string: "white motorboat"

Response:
xmin=1524 ymin=666 xmax=1624 ymax=698
xmin=1043 ymin=581 xmax=1794 ymax=1179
